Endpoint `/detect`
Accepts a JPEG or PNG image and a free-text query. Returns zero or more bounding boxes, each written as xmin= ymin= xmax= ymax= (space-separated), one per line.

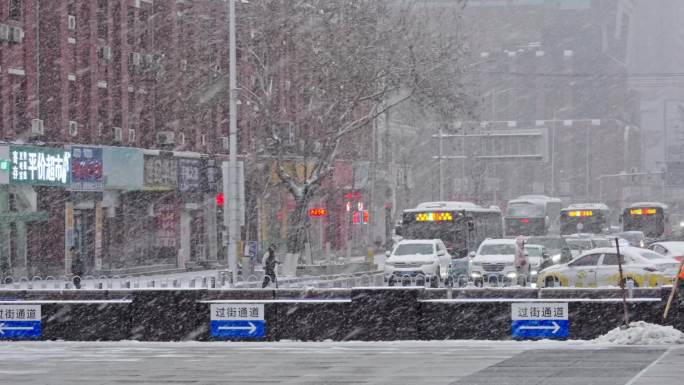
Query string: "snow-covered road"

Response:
xmin=0 ymin=340 xmax=682 ymax=384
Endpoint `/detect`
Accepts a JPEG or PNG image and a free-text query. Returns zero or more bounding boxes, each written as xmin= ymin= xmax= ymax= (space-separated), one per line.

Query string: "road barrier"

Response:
xmin=0 ymin=287 xmax=681 ymax=342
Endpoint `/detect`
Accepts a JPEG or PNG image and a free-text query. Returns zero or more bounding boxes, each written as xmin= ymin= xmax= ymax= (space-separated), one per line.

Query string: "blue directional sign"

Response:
xmin=0 ymin=305 xmax=41 ymax=340
xmin=210 ymin=304 xmax=265 ymax=339
xmin=511 ymin=302 xmax=568 ymax=339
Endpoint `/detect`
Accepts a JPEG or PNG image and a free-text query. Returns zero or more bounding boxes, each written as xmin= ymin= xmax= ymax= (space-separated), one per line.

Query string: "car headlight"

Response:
xmin=385 ymin=262 xmax=394 ymax=267
xmin=551 ymin=254 xmax=561 ymax=263
xmin=530 ymin=270 xmax=538 ymax=276
xmin=506 ymin=272 xmax=518 ymax=279
xmin=471 ymin=272 xmax=482 ymax=278
xmin=470 ymin=261 xmax=482 ymax=266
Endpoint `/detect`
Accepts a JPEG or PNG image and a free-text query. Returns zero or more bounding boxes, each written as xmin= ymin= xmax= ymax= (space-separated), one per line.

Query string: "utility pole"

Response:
xmin=225 ymin=0 xmax=239 ymax=285
xmin=438 ymin=127 xmax=444 ymax=200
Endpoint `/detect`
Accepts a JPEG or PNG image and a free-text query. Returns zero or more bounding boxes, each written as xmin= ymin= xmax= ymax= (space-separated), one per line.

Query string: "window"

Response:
xmin=569 ymin=253 xmax=601 ymax=267
xmin=478 ymin=244 xmax=516 ymax=256
xmin=98 ymin=0 xmax=108 ymax=39
xmin=393 ymin=244 xmax=434 ymax=256
xmin=600 ymin=253 xmax=626 ymax=266
xmin=651 ymin=245 xmax=666 ymax=255
xmin=9 ymin=0 xmax=20 ymax=21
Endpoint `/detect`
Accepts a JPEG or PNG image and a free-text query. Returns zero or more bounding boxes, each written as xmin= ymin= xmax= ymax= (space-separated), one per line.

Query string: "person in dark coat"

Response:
xmin=71 ymin=247 xmax=85 ymax=289
xmin=262 ymin=244 xmax=280 ymax=288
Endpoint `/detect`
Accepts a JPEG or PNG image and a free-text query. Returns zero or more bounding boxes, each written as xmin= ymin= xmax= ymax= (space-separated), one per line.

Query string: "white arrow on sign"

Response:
xmin=519 ymin=321 xmax=561 ymax=334
xmin=218 ymin=322 xmax=257 ymax=334
xmin=0 ymin=323 xmax=34 ymax=335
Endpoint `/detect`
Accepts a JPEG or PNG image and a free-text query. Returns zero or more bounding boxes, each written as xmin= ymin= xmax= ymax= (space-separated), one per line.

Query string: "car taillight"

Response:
xmin=674 ymin=256 xmax=683 ymax=262
xmin=643 ymin=266 xmax=657 ymax=272
xmin=520 ymin=218 xmax=529 ymax=223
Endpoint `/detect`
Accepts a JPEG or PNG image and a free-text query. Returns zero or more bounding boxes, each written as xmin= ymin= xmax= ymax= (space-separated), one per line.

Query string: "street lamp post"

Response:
xmin=225 ymin=0 xmax=239 ymax=285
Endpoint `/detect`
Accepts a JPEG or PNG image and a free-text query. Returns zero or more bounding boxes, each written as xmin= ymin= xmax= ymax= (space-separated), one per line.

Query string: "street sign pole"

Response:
xmin=615 ymin=238 xmax=629 ymax=327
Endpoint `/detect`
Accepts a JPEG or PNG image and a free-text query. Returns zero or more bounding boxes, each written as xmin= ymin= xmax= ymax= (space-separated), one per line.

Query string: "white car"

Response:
xmin=649 ymin=241 xmax=684 ymax=262
xmin=538 ymin=247 xmax=670 ymax=288
xmin=524 ymin=244 xmax=547 ymax=279
xmin=633 ymin=248 xmax=681 ymax=278
xmin=470 ymin=239 xmax=531 ymax=286
xmin=384 ymin=239 xmax=451 ymax=287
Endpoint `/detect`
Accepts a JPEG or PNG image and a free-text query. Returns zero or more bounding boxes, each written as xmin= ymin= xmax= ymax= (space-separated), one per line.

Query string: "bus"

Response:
xmin=504 ymin=195 xmax=562 ymax=236
xmin=622 ymin=202 xmax=669 ymax=238
xmin=560 ymin=203 xmax=610 ymax=235
xmin=400 ymin=201 xmax=503 ymax=258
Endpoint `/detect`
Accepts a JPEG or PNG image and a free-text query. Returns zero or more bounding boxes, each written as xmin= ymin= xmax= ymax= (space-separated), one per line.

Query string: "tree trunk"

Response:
xmin=286 ymin=196 xmax=313 ymax=255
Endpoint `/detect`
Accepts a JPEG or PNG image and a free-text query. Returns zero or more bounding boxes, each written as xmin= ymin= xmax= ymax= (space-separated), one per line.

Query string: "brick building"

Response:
xmin=0 ymin=0 xmax=368 ymax=277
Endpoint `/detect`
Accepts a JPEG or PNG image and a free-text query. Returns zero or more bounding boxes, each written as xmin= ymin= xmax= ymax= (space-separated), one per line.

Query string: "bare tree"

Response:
xmin=240 ymin=0 xmax=469 ymax=254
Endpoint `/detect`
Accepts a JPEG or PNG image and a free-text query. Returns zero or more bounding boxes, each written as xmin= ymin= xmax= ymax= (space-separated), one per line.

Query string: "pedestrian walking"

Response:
xmin=71 ymin=247 xmax=85 ymax=289
xmin=514 ymin=235 xmax=528 ymax=286
xmin=262 ymin=244 xmax=281 ymax=288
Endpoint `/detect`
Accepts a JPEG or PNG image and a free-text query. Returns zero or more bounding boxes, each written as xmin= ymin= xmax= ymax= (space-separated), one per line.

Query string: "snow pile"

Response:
xmin=594 ymin=321 xmax=684 ymax=345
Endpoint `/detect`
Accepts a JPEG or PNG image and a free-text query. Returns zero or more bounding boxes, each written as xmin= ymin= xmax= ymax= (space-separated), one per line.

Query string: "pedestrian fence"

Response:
xmin=0 ymin=271 xmax=384 ymax=290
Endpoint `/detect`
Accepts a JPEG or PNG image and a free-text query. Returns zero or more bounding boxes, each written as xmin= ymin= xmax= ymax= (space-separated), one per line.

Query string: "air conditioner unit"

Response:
xmin=156 ymin=131 xmax=175 ymax=145
xmin=128 ymin=128 xmax=136 ymax=143
xmin=220 ymin=136 xmax=229 ymax=150
xmin=178 ymin=132 xmax=186 ymax=145
xmin=9 ymin=26 xmax=23 ymax=43
xmin=99 ymin=46 xmax=112 ymax=60
xmin=67 ymin=15 xmax=76 ymax=31
xmin=68 ymin=121 xmax=78 ymax=136
xmin=30 ymin=119 xmax=44 ymax=136
xmin=130 ymin=52 xmax=142 ymax=66
xmin=0 ymin=24 xmax=9 ymax=41
xmin=113 ymin=127 xmax=123 ymax=142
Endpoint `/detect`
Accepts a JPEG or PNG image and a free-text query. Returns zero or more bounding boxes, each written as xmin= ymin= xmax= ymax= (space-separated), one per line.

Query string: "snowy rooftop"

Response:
xmin=627 ymin=202 xmax=668 ymax=209
xmin=564 ymin=203 xmax=610 ymax=211
xmin=406 ymin=201 xmax=501 ymax=213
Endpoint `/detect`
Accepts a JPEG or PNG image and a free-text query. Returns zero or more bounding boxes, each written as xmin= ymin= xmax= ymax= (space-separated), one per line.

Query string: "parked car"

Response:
xmin=538 ymin=247 xmax=669 ymax=288
xmin=470 ymin=238 xmax=530 ymax=286
xmin=384 ymin=239 xmax=451 ymax=287
xmin=649 ymin=241 xmax=684 ymax=262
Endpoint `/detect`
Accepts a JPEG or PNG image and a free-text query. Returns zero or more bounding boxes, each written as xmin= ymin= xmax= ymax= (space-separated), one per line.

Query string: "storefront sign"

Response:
xmin=178 ymin=158 xmax=201 ymax=193
xmin=155 ymin=204 xmax=177 ymax=248
xmin=10 ymin=146 xmax=71 ymax=186
xmin=70 ymin=146 xmax=104 ymax=191
xmin=144 ymin=155 xmax=177 ymax=190
xmin=103 ymin=147 xmax=144 ymax=190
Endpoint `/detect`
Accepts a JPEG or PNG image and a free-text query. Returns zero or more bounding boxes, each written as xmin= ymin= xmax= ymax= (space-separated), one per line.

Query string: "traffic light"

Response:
xmin=216 ymin=193 xmax=224 ymax=207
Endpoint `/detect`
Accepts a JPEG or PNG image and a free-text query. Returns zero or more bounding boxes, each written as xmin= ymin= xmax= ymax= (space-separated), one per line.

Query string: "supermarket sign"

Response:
xmin=10 ymin=146 xmax=71 ymax=186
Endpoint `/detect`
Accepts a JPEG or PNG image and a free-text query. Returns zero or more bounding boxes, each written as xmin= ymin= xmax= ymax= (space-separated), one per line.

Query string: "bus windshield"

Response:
xmin=507 ymin=203 xmax=545 ymax=218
